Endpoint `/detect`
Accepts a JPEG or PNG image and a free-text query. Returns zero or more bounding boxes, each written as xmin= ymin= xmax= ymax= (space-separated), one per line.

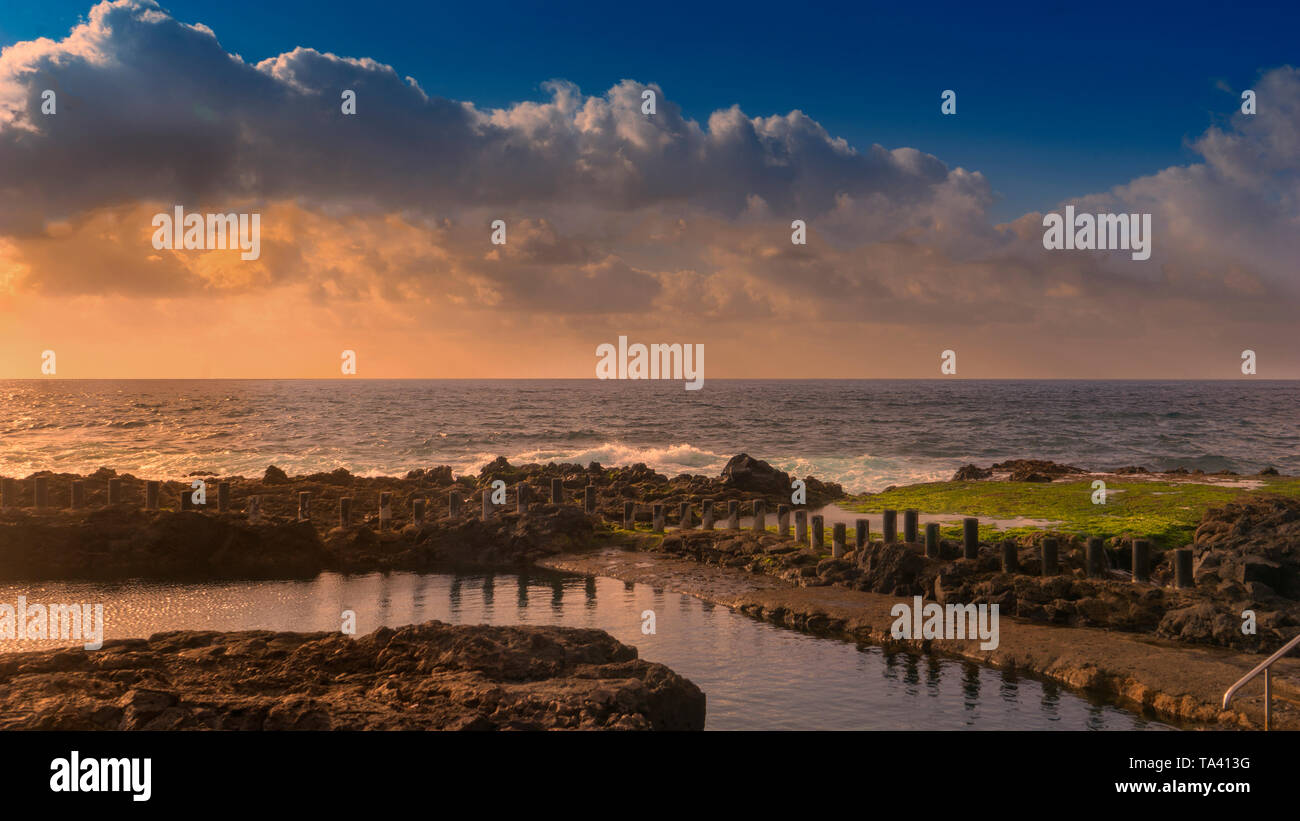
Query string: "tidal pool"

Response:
xmin=0 ymin=570 xmax=1172 ymax=730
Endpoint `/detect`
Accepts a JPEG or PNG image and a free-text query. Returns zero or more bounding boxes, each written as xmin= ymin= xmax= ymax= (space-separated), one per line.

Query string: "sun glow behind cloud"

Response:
xmin=0 ymin=1 xmax=1297 ymax=378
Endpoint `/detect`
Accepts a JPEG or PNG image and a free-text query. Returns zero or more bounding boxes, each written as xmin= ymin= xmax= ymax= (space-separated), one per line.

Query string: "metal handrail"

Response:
xmin=1223 ymin=632 xmax=1300 ymax=730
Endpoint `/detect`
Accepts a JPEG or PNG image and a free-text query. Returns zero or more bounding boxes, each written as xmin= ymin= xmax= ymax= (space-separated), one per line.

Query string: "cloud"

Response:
xmin=0 ymin=1 xmax=1297 ymax=377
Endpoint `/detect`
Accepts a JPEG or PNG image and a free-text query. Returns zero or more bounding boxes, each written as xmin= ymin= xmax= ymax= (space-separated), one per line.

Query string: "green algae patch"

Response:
xmin=845 ymin=478 xmax=1300 ymax=548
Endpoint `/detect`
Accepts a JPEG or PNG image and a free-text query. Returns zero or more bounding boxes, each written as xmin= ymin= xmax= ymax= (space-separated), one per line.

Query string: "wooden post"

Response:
xmin=777 ymin=504 xmax=791 ymax=537
xmin=297 ymin=491 xmax=311 ymax=522
xmin=726 ymin=500 xmax=739 ymax=529
xmin=1175 ymin=548 xmax=1193 ymax=588
xmin=448 ymin=490 xmax=462 ymax=518
xmin=794 ymin=509 xmax=808 ymax=543
xmin=0 ymin=478 xmax=14 ymax=509
xmin=70 ymin=480 xmax=85 ymax=509
xmin=1132 ymin=539 xmax=1150 ymax=583
xmin=1001 ymin=540 xmax=1018 ymax=573
xmin=515 ymin=484 xmax=529 ymax=515
xmin=652 ymin=503 xmax=665 ymax=533
xmin=584 ymin=485 xmax=596 ymax=514
xmin=217 ymin=481 xmax=230 ymax=513
xmin=811 ymin=514 xmax=824 ymax=551
xmin=963 ymin=517 xmax=978 ymax=559
xmin=855 ymin=519 xmax=869 ymax=550
xmin=882 ymin=509 xmax=897 ymax=543
xmin=481 ymin=489 xmax=492 ymax=521
xmin=1041 ymin=538 xmax=1058 ymax=576
xmin=180 ymin=489 xmax=193 ymax=511
xmin=107 ymin=478 xmax=122 ymax=505
xmin=145 ymin=480 xmax=159 ymax=510
xmin=339 ymin=497 xmax=352 ymax=527
xmin=1086 ymin=537 xmax=1105 ymax=578
xmin=247 ymin=494 xmax=262 ymax=523
xmin=34 ymin=477 xmax=48 ymax=510
xmin=925 ymin=522 xmax=940 ymax=558
xmin=832 ymin=522 xmax=846 ymax=558
xmin=551 ymin=478 xmax=563 ymax=504
xmin=903 ymin=509 xmax=919 ymax=543
xmin=413 ymin=498 xmax=426 ymax=525
xmin=752 ymin=500 xmax=765 ymax=533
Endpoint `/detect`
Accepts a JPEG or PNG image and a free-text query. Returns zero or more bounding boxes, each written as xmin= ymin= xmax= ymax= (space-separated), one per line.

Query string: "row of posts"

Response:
xmin=0 ymin=477 xmax=1198 ymax=587
xmin=0 ymin=478 xmax=418 ymax=530
xmin=0 ymin=477 xmax=226 ymax=512
xmin=616 ymin=499 xmax=1197 ymax=590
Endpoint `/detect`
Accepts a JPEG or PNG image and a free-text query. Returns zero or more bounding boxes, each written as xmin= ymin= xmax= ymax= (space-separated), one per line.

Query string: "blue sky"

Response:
xmin=2 ymin=0 xmax=1294 ymax=221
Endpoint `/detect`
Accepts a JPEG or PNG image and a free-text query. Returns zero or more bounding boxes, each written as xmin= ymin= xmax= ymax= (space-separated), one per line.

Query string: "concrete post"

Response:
xmin=108 ymin=478 xmax=122 ymax=505
xmin=652 ymin=503 xmax=665 ymax=533
xmin=481 ymin=489 xmax=492 ymax=521
xmin=726 ymin=500 xmax=739 ymax=530
xmin=752 ymin=500 xmax=765 ymax=533
xmin=1175 ymin=548 xmax=1193 ymax=588
xmin=832 ymin=523 xmax=846 ymax=558
xmin=678 ymin=502 xmax=691 ymax=529
xmin=963 ymin=517 xmax=978 ymax=559
xmin=701 ymin=500 xmax=714 ymax=530
xmin=1041 ymin=538 xmax=1058 ymax=576
xmin=1132 ymin=539 xmax=1150 ymax=583
xmin=624 ymin=501 xmax=635 ymax=529
xmin=145 ymin=480 xmax=159 ymax=510
xmin=551 ymin=478 xmax=563 ymax=504
xmin=1086 ymin=537 xmax=1105 ymax=578
xmin=904 ymin=509 xmax=919 ymax=543
xmin=298 ymin=491 xmax=311 ymax=522
xmin=515 ymin=484 xmax=529 ymax=515
xmin=180 ymin=489 xmax=193 ymax=511
xmin=339 ymin=497 xmax=352 ymax=527
xmin=811 ymin=514 xmax=824 ymax=551
xmin=925 ymin=522 xmax=940 ymax=558
xmin=247 ymin=495 xmax=262 ymax=523
xmin=1001 ymin=540 xmax=1019 ymax=573
xmin=413 ymin=498 xmax=426 ymax=525
xmin=0 ymin=478 xmax=13 ymax=509
xmin=883 ymin=509 xmax=897 ymax=543
xmin=448 ymin=490 xmax=462 ymax=518
xmin=70 ymin=480 xmax=85 ymax=509
xmin=794 ymin=509 xmax=808 ymax=543
xmin=777 ymin=504 xmax=790 ymax=537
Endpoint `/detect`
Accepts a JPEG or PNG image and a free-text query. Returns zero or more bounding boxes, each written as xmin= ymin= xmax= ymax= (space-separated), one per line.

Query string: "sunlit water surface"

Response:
xmin=0 ymin=570 xmax=1173 ymax=730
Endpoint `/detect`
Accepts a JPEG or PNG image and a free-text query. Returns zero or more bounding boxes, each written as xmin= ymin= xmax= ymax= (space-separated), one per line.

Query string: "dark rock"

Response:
xmin=992 ymin=459 xmax=1086 ymax=480
xmin=720 ymin=454 xmax=791 ymax=496
xmin=952 ymin=464 xmax=993 ymax=481
xmin=0 ymin=622 xmax=706 ymax=731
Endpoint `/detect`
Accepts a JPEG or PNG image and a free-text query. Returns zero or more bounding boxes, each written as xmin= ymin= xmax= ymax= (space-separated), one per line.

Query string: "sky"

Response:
xmin=0 ymin=0 xmax=1297 ymax=378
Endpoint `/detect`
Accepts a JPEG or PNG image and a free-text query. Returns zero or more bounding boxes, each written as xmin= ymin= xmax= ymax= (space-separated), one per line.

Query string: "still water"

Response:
xmin=0 ymin=569 xmax=1171 ymax=730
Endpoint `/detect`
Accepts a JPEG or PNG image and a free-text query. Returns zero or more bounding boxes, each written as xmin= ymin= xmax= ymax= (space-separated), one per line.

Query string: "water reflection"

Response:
xmin=0 ymin=571 xmax=1175 ymax=731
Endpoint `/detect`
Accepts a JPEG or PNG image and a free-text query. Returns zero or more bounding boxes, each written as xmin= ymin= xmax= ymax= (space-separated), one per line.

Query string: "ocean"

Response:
xmin=1 ymin=379 xmax=1296 ymax=493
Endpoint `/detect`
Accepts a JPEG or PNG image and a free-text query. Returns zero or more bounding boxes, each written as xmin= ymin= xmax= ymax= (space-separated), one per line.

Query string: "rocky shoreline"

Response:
xmin=0 ymin=454 xmax=839 ymax=580
xmin=0 ymin=621 xmax=707 ymax=730
xmin=652 ymin=493 xmax=1300 ymax=653
xmin=3 ymin=452 xmax=1299 ymax=729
